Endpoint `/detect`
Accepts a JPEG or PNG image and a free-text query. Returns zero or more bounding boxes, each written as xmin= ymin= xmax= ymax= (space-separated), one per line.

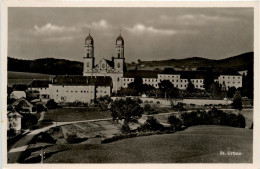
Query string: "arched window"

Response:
xmin=102 ymin=64 xmax=105 ymax=69
xmin=86 ymin=62 xmax=89 ymax=68
xmin=117 ymin=63 xmax=120 ymax=68
xmin=118 ymin=77 xmax=120 ymax=82
xmin=87 ymin=53 xmax=89 ymax=58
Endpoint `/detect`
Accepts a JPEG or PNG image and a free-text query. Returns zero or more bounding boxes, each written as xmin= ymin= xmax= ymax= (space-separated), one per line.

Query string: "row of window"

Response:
xmin=159 ymin=75 xmax=180 ymax=78
xmin=56 ymin=90 xmax=93 ymax=93
xmin=222 ymin=76 xmax=241 ymax=79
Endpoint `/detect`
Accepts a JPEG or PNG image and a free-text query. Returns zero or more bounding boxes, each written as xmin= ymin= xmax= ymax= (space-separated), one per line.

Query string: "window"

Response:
xmin=102 ymin=64 xmax=105 ymax=69
xmin=117 ymin=63 xmax=120 ymax=68
xmin=118 ymin=77 xmax=120 ymax=82
xmin=233 ymin=77 xmax=235 ymax=79
xmin=56 ymin=90 xmax=58 ymax=92
xmin=176 ymin=80 xmax=178 ymax=82
xmin=87 ymin=53 xmax=90 ymax=58
xmin=87 ymin=62 xmax=89 ymax=68
xmin=118 ymin=53 xmax=120 ymax=58
xmin=181 ymin=80 xmax=182 ymax=82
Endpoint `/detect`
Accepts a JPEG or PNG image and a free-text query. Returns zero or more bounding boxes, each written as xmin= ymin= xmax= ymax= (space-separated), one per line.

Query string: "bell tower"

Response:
xmin=114 ymin=31 xmax=125 ymax=73
xmin=83 ymin=30 xmax=95 ymax=76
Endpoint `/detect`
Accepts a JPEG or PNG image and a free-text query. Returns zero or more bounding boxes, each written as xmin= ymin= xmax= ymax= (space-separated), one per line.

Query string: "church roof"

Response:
xmin=116 ymin=35 xmax=124 ymax=45
xmin=104 ymin=59 xmax=114 ymax=68
xmin=29 ymin=80 xmax=50 ymax=88
xmin=221 ymin=68 xmax=241 ymax=76
xmin=159 ymin=68 xmax=178 ymax=74
xmin=179 ymin=71 xmax=206 ymax=79
xmin=85 ymin=33 xmax=94 ymax=45
xmin=53 ymin=75 xmax=112 ymax=86
xmin=123 ymin=70 xmax=161 ymax=78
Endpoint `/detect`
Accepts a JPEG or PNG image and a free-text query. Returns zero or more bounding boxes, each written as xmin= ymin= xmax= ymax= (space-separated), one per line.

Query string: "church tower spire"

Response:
xmin=83 ymin=31 xmax=95 ymax=76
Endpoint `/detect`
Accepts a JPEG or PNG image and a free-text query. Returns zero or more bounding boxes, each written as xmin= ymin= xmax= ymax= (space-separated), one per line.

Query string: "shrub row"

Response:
xmin=180 ymin=108 xmax=246 ymax=128
xmin=101 ymin=130 xmax=175 ymax=144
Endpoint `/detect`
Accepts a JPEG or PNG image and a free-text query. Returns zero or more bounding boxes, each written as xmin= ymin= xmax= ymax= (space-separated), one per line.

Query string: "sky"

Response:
xmin=8 ymin=7 xmax=253 ymax=63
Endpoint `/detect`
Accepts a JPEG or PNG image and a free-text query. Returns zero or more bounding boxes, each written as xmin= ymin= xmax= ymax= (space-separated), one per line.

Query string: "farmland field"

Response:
xmin=45 ymin=108 xmax=112 ymax=122
xmin=8 ymin=71 xmax=54 ymax=87
xmin=42 ymin=125 xmax=252 ymax=163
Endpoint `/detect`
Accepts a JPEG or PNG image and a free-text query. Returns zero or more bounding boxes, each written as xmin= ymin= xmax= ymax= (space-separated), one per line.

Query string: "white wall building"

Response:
xmin=49 ymin=76 xmax=112 ymax=103
xmin=28 ymin=80 xmax=50 ymax=99
xmin=10 ymin=91 xmax=26 ymax=100
xmin=216 ymin=69 xmax=242 ymax=90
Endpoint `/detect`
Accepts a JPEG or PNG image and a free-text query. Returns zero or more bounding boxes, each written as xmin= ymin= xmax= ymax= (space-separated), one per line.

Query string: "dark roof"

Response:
xmin=53 ymin=75 xmax=112 ymax=86
xmin=85 ymin=34 xmax=94 ymax=45
xmin=221 ymin=68 xmax=241 ymax=76
xmin=123 ymin=70 xmax=160 ymax=78
xmin=116 ymin=35 xmax=124 ymax=45
xmin=105 ymin=59 xmax=114 ymax=68
xmin=179 ymin=71 xmax=206 ymax=79
xmin=160 ymin=68 xmax=178 ymax=74
xmin=29 ymin=80 xmax=50 ymax=88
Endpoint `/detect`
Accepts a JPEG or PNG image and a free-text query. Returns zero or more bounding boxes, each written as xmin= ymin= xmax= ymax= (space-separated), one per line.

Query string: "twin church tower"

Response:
xmin=83 ymin=32 xmax=126 ymax=91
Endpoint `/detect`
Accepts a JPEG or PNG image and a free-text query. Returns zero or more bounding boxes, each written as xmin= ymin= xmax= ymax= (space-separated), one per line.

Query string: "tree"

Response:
xmin=138 ymin=116 xmax=164 ymax=132
xmin=232 ymin=90 xmax=242 ymax=110
xmin=110 ymin=98 xmax=144 ymax=124
xmin=118 ymin=88 xmax=139 ymax=96
xmin=95 ymin=95 xmax=112 ymax=111
xmin=227 ymin=87 xmax=236 ymax=98
xmin=12 ymin=84 xmax=28 ymax=91
xmin=158 ymin=80 xmax=173 ymax=99
xmin=209 ymin=82 xmax=222 ymax=99
xmin=186 ymin=79 xmax=195 ymax=93
xmin=168 ymin=115 xmax=183 ymax=131
xmin=46 ymin=99 xmax=58 ymax=109
xmin=128 ymin=76 xmax=143 ymax=95
xmin=203 ymin=69 xmax=214 ymax=91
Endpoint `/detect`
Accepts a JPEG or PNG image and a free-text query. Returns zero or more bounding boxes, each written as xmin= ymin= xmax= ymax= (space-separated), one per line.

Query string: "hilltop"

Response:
xmin=8 ymin=52 xmax=253 ymax=75
xmin=128 ymin=52 xmax=253 ymax=71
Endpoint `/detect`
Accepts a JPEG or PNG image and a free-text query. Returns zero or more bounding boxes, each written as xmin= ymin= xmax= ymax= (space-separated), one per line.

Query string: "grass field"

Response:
xmin=44 ymin=108 xmax=112 ymax=122
xmin=41 ymin=125 xmax=252 ymax=163
xmin=8 ymin=71 xmax=54 ymax=86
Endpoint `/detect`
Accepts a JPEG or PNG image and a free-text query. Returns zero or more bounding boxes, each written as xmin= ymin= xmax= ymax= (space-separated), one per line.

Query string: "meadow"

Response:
xmin=8 ymin=71 xmax=54 ymax=87
xmin=42 ymin=125 xmax=252 ymax=163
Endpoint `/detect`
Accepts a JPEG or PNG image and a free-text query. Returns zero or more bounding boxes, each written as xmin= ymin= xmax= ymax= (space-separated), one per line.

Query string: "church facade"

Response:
xmin=83 ymin=33 xmax=126 ymax=92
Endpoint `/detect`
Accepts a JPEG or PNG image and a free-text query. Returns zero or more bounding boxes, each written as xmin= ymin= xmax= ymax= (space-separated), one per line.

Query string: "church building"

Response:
xmin=83 ymin=32 xmax=126 ymax=92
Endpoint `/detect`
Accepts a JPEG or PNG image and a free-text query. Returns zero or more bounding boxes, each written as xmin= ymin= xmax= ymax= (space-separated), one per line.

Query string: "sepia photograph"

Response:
xmin=2 ymin=2 xmax=258 ymax=167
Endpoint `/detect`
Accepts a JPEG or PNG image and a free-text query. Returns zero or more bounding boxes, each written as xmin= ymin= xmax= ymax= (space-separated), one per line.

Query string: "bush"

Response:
xmin=180 ymin=108 xmax=246 ymax=128
xmin=237 ymin=113 xmax=246 ymax=128
xmin=66 ymin=132 xmax=82 ymax=144
xmin=138 ymin=116 xmax=164 ymax=132
xmin=46 ymin=99 xmax=58 ymax=109
xmin=121 ymin=123 xmax=131 ymax=134
xmin=168 ymin=115 xmax=182 ymax=131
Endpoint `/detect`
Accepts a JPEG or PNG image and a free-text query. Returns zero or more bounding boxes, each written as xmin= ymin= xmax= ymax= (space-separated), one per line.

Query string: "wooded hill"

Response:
xmin=8 ymin=52 xmax=253 ymax=75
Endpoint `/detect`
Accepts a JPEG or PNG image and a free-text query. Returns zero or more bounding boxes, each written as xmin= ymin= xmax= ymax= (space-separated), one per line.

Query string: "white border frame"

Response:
xmin=1 ymin=1 xmax=259 ymax=169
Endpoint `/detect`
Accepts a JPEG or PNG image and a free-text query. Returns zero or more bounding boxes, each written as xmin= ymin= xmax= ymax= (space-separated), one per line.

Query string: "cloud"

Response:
xmin=176 ymin=14 xmax=240 ymax=26
xmin=125 ymin=24 xmax=176 ymax=35
xmin=31 ymin=23 xmax=77 ymax=35
xmin=90 ymin=19 xmax=112 ymax=30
